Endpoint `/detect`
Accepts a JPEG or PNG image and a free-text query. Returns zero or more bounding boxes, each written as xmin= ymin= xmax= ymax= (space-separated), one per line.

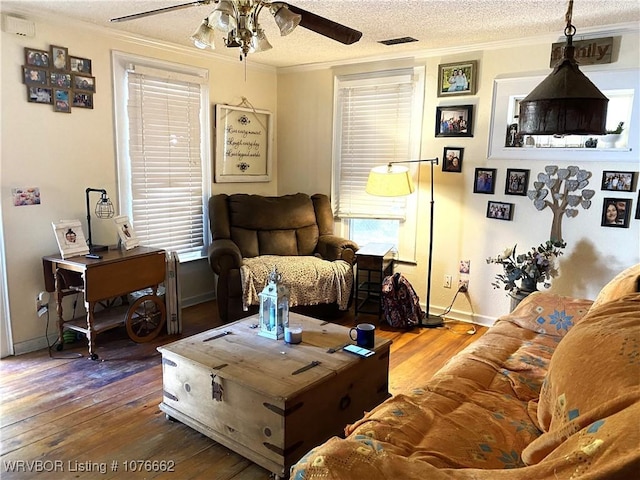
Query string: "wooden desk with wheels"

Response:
xmin=42 ymin=246 xmax=166 ymax=360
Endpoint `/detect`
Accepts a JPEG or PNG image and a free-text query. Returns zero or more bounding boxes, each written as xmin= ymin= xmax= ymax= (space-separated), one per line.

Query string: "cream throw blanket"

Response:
xmin=240 ymin=255 xmax=353 ymax=311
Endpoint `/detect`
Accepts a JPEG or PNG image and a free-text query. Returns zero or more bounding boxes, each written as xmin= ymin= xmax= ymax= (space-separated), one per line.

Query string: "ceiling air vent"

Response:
xmin=378 ymin=37 xmax=418 ymax=46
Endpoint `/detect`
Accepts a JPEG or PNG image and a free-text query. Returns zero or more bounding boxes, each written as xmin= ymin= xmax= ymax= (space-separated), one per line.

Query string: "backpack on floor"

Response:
xmin=381 ymin=273 xmax=424 ymax=328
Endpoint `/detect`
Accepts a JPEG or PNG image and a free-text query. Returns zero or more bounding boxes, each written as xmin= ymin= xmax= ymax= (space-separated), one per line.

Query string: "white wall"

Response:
xmin=1 ymin=8 xmax=279 ymax=354
xmin=277 ymin=30 xmax=640 ymax=325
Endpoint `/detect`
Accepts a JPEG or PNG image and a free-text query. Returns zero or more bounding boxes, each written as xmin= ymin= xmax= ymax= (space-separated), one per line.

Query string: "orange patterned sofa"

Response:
xmin=290 ymin=264 xmax=640 ymax=480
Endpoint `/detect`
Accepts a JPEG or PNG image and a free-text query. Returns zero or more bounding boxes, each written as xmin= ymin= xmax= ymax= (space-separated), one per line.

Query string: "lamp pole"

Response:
xmin=385 ymin=158 xmax=442 ymax=328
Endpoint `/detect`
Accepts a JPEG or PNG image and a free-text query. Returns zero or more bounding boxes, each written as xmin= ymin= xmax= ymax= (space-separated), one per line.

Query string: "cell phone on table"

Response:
xmin=343 ymin=344 xmax=375 ymax=357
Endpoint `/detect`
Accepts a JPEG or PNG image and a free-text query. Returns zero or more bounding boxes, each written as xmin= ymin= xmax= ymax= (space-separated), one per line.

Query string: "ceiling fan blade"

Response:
xmin=286 ymin=4 xmax=362 ymax=45
xmin=110 ymin=0 xmax=212 ymax=23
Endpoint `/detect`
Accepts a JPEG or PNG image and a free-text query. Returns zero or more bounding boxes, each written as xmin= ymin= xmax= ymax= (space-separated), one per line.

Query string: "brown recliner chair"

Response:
xmin=208 ymin=193 xmax=359 ymax=322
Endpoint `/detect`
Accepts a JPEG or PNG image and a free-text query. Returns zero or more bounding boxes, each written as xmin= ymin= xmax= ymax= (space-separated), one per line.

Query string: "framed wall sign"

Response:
xmin=215 ymin=104 xmax=272 ymax=183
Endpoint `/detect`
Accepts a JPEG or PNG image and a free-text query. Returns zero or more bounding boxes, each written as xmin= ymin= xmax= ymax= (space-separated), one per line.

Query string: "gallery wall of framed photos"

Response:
xmin=22 ymin=45 xmax=95 ymax=113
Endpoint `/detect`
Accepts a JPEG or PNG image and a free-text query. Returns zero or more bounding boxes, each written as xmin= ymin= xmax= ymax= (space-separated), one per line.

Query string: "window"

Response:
xmin=332 ymin=67 xmax=425 ymax=261
xmin=112 ymin=52 xmax=211 ymax=262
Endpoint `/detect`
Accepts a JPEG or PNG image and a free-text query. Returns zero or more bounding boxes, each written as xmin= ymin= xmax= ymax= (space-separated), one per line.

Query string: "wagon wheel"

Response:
xmin=125 ymin=294 xmax=166 ymax=343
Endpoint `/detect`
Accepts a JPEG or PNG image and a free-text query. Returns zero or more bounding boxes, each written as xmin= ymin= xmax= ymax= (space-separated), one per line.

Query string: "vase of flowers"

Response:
xmin=486 ymin=240 xmax=566 ymax=301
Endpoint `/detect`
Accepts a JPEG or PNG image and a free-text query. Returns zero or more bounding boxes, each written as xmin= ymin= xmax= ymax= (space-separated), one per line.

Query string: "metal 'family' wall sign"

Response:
xmin=214 ymin=104 xmax=272 ymax=183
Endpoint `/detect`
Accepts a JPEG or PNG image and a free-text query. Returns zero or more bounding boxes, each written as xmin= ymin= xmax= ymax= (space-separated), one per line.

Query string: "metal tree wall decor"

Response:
xmin=527 ymin=165 xmax=594 ymax=242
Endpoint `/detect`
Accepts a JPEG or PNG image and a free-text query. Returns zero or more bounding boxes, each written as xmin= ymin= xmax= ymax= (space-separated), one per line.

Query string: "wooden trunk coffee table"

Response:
xmin=157 ymin=313 xmax=391 ymax=478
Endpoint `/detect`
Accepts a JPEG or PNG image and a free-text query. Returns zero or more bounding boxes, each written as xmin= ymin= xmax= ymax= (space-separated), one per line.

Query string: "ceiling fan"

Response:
xmin=111 ymin=0 xmax=363 ymax=60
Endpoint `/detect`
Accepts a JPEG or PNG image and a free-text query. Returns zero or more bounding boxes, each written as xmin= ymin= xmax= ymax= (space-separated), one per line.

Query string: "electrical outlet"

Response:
xmin=458 ymin=279 xmax=469 ymax=292
xmin=444 ymin=275 xmax=452 ymax=289
xmin=35 ymin=291 xmax=49 ymax=317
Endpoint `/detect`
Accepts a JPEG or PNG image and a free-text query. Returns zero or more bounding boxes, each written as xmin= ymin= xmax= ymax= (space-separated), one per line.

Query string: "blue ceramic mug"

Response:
xmin=349 ymin=323 xmax=375 ymax=349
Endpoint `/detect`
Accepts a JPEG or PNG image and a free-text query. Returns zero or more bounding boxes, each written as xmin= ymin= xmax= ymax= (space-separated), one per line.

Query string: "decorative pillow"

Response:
xmin=589 ymin=263 xmax=640 ymax=311
xmin=523 ymin=293 xmax=640 ymax=466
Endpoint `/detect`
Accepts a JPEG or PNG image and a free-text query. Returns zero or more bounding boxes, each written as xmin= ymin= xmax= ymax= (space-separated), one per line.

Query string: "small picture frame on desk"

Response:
xmin=114 ymin=215 xmax=140 ymax=250
xmin=52 ymin=219 xmax=89 ymax=258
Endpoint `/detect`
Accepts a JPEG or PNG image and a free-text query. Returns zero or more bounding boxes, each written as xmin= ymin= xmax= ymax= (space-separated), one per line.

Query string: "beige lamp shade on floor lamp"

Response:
xmin=365 ymin=158 xmax=443 ymax=327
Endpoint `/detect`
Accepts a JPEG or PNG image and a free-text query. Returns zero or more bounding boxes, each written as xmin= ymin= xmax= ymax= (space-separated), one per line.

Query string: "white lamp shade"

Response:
xmin=366 ymin=164 xmax=415 ymax=197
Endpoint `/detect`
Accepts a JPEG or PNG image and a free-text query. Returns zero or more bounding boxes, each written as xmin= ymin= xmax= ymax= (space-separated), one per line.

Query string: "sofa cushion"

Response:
xmin=589 ymin=263 xmax=640 ymax=312
xmin=523 ymin=293 xmax=640 ymax=466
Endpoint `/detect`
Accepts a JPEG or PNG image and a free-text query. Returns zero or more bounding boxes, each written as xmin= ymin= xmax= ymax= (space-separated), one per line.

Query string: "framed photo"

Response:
xmin=435 ymin=105 xmax=473 ymax=137
xmin=487 ymin=201 xmax=514 ymax=221
xmin=442 ymin=147 xmax=463 ymax=172
xmin=505 ymin=168 xmax=530 ymax=196
xmin=437 ymin=60 xmax=477 ymax=97
xmin=601 ymin=198 xmax=631 ymax=228
xmin=73 ymin=92 xmax=93 ymax=109
xmin=27 ymin=87 xmax=53 ymax=104
xmin=23 ymin=66 xmax=48 ymax=86
xmin=70 ymin=56 xmax=92 ymax=74
xmin=50 ymin=72 xmax=72 ymax=89
xmin=73 ymin=74 xmax=96 ymax=92
xmin=52 ymin=219 xmax=89 ymax=259
xmin=53 ymin=89 xmax=71 ymax=113
xmin=214 ymin=104 xmax=272 ymax=183
xmin=601 ymin=170 xmax=637 ymax=191
xmin=113 ymin=215 xmax=140 ymax=250
xmin=25 ymin=47 xmax=50 ymax=68
xmin=636 ymin=191 xmax=640 ymax=220
xmin=50 ymin=45 xmax=69 ymax=71
xmin=473 ymin=168 xmax=496 ymax=194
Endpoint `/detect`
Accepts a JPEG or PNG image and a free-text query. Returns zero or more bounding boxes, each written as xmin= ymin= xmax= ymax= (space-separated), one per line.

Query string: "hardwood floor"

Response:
xmin=0 ymin=301 xmax=486 ymax=479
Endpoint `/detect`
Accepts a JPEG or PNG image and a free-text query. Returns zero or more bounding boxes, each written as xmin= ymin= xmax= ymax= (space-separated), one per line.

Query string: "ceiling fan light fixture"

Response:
xmin=250 ymin=29 xmax=272 ymax=53
xmin=190 ymin=19 xmax=216 ymax=49
xmin=271 ymin=4 xmax=301 ymax=36
xmin=518 ymin=0 xmax=608 ymax=135
xmin=209 ymin=0 xmax=237 ymax=31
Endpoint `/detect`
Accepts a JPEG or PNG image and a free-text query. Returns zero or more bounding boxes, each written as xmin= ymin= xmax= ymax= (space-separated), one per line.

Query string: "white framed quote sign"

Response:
xmin=214 ymin=104 xmax=272 ymax=183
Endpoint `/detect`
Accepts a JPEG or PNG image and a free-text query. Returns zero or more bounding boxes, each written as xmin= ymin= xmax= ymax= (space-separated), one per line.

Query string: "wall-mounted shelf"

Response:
xmin=488 ymin=68 xmax=639 ymax=162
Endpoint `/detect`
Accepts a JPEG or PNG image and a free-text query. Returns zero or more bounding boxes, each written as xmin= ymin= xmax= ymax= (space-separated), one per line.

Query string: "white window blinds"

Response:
xmin=334 ymin=69 xmax=423 ymax=220
xmin=125 ymin=68 xmax=205 ymax=259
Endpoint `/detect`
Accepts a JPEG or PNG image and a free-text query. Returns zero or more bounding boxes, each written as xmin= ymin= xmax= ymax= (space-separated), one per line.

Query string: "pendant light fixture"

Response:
xmin=518 ymin=0 xmax=609 ymax=135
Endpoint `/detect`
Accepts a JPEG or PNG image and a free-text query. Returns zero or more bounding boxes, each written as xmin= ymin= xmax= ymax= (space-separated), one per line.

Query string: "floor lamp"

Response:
xmin=366 ymin=158 xmax=443 ymax=328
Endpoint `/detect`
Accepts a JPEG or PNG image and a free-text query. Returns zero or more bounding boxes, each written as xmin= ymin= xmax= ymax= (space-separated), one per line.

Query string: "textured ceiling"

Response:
xmin=3 ymin=0 xmax=640 ymax=68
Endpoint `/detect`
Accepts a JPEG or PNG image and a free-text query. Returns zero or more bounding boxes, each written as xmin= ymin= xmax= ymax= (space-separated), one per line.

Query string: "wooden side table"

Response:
xmin=355 ymin=243 xmax=394 ymax=319
xmin=42 ymin=246 xmax=166 ymax=360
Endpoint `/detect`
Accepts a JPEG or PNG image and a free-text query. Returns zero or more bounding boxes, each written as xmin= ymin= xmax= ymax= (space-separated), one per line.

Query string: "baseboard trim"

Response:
xmin=425 ymin=303 xmax=496 ymax=328
xmin=13 ymin=334 xmax=58 ymax=356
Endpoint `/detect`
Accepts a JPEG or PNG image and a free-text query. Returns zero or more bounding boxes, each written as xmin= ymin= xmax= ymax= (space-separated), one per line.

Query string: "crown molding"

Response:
xmin=278 ymin=22 xmax=640 ymax=74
